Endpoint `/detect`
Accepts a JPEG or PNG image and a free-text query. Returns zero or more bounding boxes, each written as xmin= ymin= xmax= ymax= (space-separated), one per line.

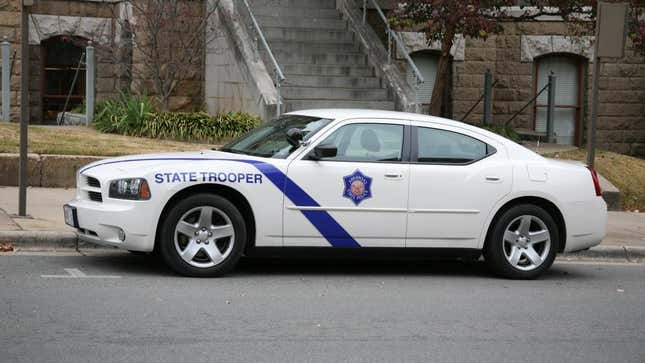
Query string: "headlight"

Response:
xmin=108 ymin=178 xmax=151 ymax=200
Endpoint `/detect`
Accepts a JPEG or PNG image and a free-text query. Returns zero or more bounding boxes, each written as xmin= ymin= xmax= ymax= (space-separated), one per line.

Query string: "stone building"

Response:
xmin=0 ymin=0 xmax=204 ymax=123
xmin=1 ymin=0 xmax=643 ymax=155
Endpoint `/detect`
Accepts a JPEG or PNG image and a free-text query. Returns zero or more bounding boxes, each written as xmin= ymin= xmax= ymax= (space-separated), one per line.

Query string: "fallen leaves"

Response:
xmin=0 ymin=242 xmax=14 ymax=252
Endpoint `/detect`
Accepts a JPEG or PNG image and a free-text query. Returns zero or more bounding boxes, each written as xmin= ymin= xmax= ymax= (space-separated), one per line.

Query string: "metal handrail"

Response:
xmin=362 ymin=0 xmax=424 ymax=112
xmin=242 ymin=0 xmax=285 ymax=118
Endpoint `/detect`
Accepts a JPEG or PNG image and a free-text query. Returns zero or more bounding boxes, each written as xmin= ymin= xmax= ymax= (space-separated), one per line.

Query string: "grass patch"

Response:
xmin=0 ymin=123 xmax=215 ymax=157
xmin=544 ymin=149 xmax=645 ymax=211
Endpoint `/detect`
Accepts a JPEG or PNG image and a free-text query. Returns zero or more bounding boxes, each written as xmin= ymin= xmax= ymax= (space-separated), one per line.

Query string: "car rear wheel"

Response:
xmin=159 ymin=193 xmax=246 ymax=277
xmin=484 ymin=204 xmax=558 ymax=279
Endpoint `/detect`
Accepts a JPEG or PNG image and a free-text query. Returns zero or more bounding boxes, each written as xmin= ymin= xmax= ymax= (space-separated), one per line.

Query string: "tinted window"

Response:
xmin=416 ymin=127 xmax=491 ymax=164
xmin=319 ymin=123 xmax=404 ymax=162
xmin=220 ymin=115 xmax=331 ymax=158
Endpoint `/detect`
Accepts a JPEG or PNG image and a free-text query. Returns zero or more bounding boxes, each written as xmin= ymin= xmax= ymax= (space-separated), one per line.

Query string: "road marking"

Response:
xmin=41 ymin=268 xmax=121 ymax=279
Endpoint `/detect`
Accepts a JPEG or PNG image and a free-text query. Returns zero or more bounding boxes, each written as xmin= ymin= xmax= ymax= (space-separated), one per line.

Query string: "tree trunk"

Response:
xmin=429 ymin=29 xmax=455 ymax=117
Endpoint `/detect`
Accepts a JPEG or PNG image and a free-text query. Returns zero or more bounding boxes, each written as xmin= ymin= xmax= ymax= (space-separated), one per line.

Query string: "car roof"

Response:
xmin=286 ymin=108 xmax=543 ymax=161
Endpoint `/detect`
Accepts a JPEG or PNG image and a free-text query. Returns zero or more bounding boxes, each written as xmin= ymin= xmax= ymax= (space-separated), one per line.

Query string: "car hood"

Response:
xmin=79 ymin=150 xmax=263 ymax=178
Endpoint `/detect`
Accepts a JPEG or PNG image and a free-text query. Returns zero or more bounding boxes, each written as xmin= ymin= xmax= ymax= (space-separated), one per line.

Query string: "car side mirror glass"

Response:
xmin=310 ymin=144 xmax=337 ymax=160
xmin=286 ymin=128 xmax=304 ymax=147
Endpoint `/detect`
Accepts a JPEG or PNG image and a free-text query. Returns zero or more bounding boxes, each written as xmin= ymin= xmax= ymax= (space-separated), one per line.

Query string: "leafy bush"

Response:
xmin=93 ymin=93 xmax=261 ymax=142
xmin=93 ymin=93 xmax=154 ymax=135
xmin=141 ymin=111 xmax=261 ymax=142
xmin=480 ymin=125 xmax=521 ymax=142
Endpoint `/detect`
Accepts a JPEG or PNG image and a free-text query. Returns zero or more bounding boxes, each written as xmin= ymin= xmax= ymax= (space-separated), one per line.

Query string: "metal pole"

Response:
xmin=2 ymin=36 xmax=10 ymax=122
xmin=546 ymin=72 xmax=556 ymax=144
xmin=483 ymin=69 xmax=492 ymax=126
xmin=275 ymin=69 xmax=280 ymax=118
xmin=85 ymin=41 xmax=94 ymax=126
xmin=362 ymin=0 xmax=366 ymax=24
xmin=387 ymin=30 xmax=391 ymax=64
xmin=18 ymin=4 xmax=30 ymax=217
xmin=587 ymin=4 xmax=602 ymax=167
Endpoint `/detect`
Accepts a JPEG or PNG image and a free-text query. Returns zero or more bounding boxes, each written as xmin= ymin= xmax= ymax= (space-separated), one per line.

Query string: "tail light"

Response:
xmin=587 ymin=166 xmax=602 ymax=197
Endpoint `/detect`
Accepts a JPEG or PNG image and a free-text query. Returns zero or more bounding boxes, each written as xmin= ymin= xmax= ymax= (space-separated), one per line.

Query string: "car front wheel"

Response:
xmin=159 ymin=193 xmax=246 ymax=277
xmin=484 ymin=204 xmax=559 ymax=279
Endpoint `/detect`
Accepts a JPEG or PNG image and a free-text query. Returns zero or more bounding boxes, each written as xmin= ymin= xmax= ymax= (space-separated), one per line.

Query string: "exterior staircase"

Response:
xmin=248 ymin=0 xmax=395 ymax=112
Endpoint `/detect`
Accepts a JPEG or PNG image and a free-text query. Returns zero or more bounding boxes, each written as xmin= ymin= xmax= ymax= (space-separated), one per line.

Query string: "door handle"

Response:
xmin=485 ymin=176 xmax=502 ymax=182
xmin=384 ymin=173 xmax=404 ymax=179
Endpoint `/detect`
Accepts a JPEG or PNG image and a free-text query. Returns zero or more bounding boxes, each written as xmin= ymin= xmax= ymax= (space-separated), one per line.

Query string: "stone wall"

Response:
xmin=390 ymin=19 xmax=645 ymax=156
xmin=1 ymin=0 xmax=206 ymax=123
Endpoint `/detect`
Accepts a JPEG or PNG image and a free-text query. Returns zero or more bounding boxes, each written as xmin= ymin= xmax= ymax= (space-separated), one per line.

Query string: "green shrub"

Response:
xmin=480 ymin=125 xmax=521 ymax=142
xmin=142 ymin=111 xmax=261 ymax=142
xmin=93 ymin=93 xmax=261 ymax=142
xmin=93 ymin=93 xmax=154 ymax=135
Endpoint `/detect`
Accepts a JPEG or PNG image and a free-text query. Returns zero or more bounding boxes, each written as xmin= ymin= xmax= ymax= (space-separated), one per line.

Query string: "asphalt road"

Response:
xmin=1 ymin=252 xmax=644 ymax=363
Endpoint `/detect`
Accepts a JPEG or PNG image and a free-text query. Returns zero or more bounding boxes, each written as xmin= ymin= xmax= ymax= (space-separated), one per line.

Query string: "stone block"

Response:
xmin=630 ymin=143 xmax=645 ymax=156
xmin=0 ymin=153 xmax=40 ymax=186
xmin=40 ymin=154 xmax=103 ymax=188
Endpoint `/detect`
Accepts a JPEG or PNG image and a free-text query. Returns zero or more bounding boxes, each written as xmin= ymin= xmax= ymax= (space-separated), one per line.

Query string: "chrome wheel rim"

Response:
xmin=174 ymin=206 xmax=235 ymax=268
xmin=502 ymin=215 xmax=551 ymax=271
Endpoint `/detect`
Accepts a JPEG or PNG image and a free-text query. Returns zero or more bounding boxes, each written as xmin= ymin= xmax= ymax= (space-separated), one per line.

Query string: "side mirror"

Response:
xmin=286 ymin=128 xmax=304 ymax=147
xmin=309 ymin=144 xmax=337 ymax=160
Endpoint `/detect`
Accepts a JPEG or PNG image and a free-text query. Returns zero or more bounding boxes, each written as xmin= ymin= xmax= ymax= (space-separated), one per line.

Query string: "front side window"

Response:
xmin=220 ymin=115 xmax=332 ymax=158
xmin=317 ymin=123 xmax=404 ymax=162
xmin=416 ymin=127 xmax=492 ymax=164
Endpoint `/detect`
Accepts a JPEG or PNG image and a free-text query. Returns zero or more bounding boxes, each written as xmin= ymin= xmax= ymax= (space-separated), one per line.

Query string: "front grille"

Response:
xmin=88 ymin=191 xmax=103 ymax=202
xmin=85 ymin=176 xmax=101 ymax=188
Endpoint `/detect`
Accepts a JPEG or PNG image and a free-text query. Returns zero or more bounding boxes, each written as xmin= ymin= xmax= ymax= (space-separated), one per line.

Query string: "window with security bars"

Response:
xmin=533 ymin=55 xmax=584 ymax=145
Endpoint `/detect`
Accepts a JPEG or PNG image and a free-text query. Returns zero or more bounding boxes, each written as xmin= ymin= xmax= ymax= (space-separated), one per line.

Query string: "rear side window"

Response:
xmin=416 ymin=127 xmax=493 ymax=164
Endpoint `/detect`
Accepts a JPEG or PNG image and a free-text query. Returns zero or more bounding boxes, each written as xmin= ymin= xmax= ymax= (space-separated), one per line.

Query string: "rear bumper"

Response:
xmin=563 ymin=197 xmax=608 ymax=253
xmin=64 ymin=199 xmax=156 ymax=252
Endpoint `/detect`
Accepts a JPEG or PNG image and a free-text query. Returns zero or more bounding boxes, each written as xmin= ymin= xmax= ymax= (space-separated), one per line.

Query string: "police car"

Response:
xmin=63 ymin=109 xmax=607 ymax=279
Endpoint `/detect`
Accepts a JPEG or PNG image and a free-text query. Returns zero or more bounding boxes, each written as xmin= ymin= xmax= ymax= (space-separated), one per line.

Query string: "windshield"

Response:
xmin=220 ymin=115 xmax=332 ymax=158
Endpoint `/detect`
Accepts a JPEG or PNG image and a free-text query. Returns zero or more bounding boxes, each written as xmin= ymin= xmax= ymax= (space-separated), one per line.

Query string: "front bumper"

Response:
xmin=64 ymin=199 xmax=156 ymax=252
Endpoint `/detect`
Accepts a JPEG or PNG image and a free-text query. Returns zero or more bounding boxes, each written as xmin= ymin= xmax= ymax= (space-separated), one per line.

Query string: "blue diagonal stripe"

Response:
xmin=81 ymin=157 xmax=361 ymax=248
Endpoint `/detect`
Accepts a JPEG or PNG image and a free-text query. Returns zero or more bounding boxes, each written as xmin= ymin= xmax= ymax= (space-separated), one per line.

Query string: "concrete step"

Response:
xmin=282 ymin=87 xmax=389 ymax=101
xmin=284 ymin=75 xmax=382 ymax=89
xmin=268 ymin=41 xmax=360 ymax=54
xmin=282 ymin=64 xmax=374 ymax=76
xmin=284 ymin=100 xmax=396 ymax=112
xmin=250 ymin=6 xmax=340 ymax=18
xmin=249 ymin=0 xmax=336 ymax=9
xmin=264 ymin=27 xmax=354 ymax=43
xmin=268 ymin=51 xmax=367 ymax=66
xmin=256 ymin=16 xmax=347 ymax=30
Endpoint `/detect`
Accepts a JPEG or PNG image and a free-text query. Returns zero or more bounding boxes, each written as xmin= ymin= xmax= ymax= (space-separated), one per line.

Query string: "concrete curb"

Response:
xmin=0 ymin=231 xmax=104 ymax=250
xmin=561 ymin=246 xmax=645 ymax=261
xmin=1 ymin=231 xmax=644 ymax=262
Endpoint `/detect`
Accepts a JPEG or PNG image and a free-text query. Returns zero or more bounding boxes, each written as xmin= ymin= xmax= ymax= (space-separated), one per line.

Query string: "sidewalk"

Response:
xmin=1 ymin=187 xmax=643 ymax=259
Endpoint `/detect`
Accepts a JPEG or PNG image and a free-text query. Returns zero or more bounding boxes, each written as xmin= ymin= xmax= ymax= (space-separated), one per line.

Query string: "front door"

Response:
xmin=406 ymin=124 xmax=512 ymax=248
xmin=284 ymin=120 xmax=410 ymax=247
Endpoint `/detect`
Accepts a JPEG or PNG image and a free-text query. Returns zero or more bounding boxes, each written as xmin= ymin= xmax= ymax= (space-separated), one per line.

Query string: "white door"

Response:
xmin=535 ymin=56 xmax=580 ymax=145
xmin=284 ymin=120 xmax=410 ymax=247
xmin=406 ymin=124 xmax=512 ymax=248
xmin=408 ymin=52 xmax=438 ymax=114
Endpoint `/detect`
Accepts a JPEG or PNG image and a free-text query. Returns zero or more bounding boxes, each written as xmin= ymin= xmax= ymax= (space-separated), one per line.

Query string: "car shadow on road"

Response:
xmin=80 ymin=252 xmax=592 ymax=281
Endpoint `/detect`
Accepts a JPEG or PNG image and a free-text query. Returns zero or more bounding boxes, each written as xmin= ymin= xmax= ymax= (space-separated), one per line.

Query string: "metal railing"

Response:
xmin=362 ymin=0 xmax=424 ymax=112
xmin=241 ymin=0 xmax=285 ymax=118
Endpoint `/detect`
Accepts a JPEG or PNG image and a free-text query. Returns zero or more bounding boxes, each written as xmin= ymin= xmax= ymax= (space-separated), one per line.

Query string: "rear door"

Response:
xmin=406 ymin=122 xmax=511 ymax=248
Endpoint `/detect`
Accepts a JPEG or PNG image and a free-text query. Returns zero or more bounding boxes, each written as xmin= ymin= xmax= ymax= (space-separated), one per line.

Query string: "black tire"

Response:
xmin=159 ymin=193 xmax=247 ymax=277
xmin=484 ymin=204 xmax=559 ymax=279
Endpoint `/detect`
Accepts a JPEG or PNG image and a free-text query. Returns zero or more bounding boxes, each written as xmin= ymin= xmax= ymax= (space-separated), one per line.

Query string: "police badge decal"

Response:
xmin=343 ymin=170 xmax=372 ymax=206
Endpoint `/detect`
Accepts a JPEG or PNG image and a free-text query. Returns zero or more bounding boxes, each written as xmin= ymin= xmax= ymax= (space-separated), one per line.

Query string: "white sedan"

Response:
xmin=63 ymin=109 xmax=607 ymax=279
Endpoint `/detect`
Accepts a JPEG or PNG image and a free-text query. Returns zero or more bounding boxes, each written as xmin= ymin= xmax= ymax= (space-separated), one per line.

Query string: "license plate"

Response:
xmin=63 ymin=205 xmax=78 ymax=228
